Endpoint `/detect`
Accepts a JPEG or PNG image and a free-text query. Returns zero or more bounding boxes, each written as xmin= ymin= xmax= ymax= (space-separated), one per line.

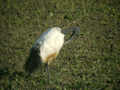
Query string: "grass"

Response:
xmin=0 ymin=0 xmax=120 ymax=89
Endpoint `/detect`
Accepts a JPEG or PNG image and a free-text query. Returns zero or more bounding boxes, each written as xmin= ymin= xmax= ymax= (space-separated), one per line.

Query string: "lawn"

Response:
xmin=0 ymin=0 xmax=120 ymax=89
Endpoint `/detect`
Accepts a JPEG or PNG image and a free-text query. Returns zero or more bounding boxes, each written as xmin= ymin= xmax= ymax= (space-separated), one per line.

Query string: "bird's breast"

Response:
xmin=42 ymin=52 xmax=58 ymax=64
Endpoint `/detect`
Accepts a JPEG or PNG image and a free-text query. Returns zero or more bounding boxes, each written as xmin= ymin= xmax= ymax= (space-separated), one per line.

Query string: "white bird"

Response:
xmin=33 ymin=27 xmax=64 ymax=65
xmin=25 ymin=26 xmax=80 ymax=84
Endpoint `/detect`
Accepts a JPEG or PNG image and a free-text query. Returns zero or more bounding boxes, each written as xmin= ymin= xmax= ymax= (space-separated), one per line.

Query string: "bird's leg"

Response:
xmin=46 ymin=63 xmax=50 ymax=84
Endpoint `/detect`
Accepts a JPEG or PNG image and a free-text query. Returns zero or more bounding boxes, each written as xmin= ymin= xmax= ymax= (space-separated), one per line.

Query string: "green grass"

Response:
xmin=0 ymin=0 xmax=120 ymax=89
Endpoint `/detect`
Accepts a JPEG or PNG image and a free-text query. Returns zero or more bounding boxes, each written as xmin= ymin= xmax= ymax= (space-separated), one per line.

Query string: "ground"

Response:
xmin=0 ymin=0 xmax=120 ymax=90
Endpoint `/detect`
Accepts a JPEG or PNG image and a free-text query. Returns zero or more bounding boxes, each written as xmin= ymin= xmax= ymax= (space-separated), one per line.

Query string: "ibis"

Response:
xmin=25 ymin=27 xmax=80 ymax=84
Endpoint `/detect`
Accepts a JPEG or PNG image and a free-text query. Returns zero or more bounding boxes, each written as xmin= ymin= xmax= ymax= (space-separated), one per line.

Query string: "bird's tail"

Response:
xmin=62 ymin=27 xmax=80 ymax=44
xmin=24 ymin=47 xmax=42 ymax=76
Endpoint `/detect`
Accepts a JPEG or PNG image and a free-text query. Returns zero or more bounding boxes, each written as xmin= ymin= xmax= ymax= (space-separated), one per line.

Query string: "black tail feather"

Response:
xmin=24 ymin=47 xmax=42 ymax=75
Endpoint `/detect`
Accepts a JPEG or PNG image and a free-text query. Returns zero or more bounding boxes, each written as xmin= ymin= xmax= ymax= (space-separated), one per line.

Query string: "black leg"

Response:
xmin=46 ymin=63 xmax=50 ymax=84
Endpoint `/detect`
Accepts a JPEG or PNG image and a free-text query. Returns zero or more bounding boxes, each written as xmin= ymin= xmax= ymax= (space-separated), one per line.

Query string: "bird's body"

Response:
xmin=32 ymin=27 xmax=64 ymax=65
xmin=25 ymin=26 xmax=80 ymax=84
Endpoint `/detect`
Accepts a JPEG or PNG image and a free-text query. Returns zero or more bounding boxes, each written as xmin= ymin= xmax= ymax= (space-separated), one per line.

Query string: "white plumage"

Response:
xmin=33 ymin=27 xmax=64 ymax=64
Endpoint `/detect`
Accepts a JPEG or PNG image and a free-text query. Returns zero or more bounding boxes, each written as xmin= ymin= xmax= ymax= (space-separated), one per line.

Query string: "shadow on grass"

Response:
xmin=0 ymin=68 xmax=9 ymax=78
